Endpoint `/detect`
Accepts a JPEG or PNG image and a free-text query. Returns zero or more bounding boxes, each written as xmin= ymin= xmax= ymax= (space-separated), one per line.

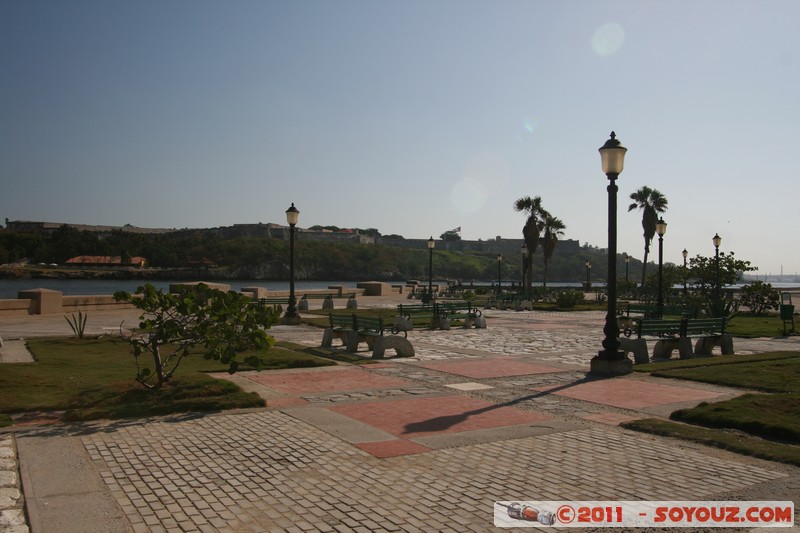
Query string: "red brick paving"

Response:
xmin=328 ymin=395 xmax=552 ymax=438
xmin=413 ymin=358 xmax=564 ymax=378
xmin=244 ymin=368 xmax=410 ymax=394
xmin=534 ymin=378 xmax=723 ymax=409
xmin=354 ymin=440 xmax=431 ymax=458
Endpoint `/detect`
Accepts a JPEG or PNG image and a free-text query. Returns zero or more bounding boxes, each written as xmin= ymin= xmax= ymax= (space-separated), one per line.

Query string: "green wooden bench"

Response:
xmin=299 ymin=293 xmax=334 ymax=311
xmin=683 ymin=317 xmax=732 ymax=356
xmin=321 ymin=313 xmax=413 ymax=358
xmin=395 ymin=303 xmax=438 ymax=330
xmin=436 ymin=301 xmax=486 ymax=329
xmin=621 ymin=316 xmax=733 ymax=363
xmin=623 ymin=303 xmax=697 ymax=319
xmin=254 ymin=297 xmax=290 ymax=310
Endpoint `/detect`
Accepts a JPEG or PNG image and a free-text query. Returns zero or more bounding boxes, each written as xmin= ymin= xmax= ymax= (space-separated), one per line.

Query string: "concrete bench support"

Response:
xmin=620 ymin=338 xmax=650 ymax=365
xmin=695 ymin=334 xmax=734 ymax=356
xmin=370 ymin=336 xmax=415 ymax=359
xmin=653 ymin=337 xmax=694 ymax=360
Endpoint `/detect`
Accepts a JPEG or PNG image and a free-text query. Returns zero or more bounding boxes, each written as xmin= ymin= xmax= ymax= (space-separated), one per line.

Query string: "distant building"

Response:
xmin=66 ymin=256 xmax=148 ymax=268
xmin=4 ymin=219 xmax=175 ymax=236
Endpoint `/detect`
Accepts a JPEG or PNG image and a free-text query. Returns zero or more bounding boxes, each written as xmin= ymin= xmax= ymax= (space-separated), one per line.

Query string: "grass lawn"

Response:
xmin=623 ymin=351 xmax=800 ymax=466
xmin=726 ymin=314 xmax=792 ymax=338
xmin=0 ymin=336 xmax=336 ymax=426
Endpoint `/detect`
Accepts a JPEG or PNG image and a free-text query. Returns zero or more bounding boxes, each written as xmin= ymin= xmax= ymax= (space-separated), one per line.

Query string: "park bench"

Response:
xmin=298 ymin=293 xmax=335 ymax=311
xmin=620 ymin=317 xmax=685 ymax=364
xmin=395 ymin=303 xmax=439 ymax=331
xmin=623 ymin=303 xmax=697 ymax=320
xmin=436 ymin=301 xmax=486 ymax=329
xmin=254 ymin=297 xmax=290 ymax=310
xmin=683 ymin=317 xmax=732 ymax=356
xmin=621 ymin=316 xmax=733 ymax=364
xmin=321 ymin=313 xmax=414 ymax=359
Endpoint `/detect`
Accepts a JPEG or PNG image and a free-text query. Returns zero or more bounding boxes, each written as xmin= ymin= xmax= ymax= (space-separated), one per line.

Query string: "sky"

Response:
xmin=1 ymin=1 xmax=798 ymax=276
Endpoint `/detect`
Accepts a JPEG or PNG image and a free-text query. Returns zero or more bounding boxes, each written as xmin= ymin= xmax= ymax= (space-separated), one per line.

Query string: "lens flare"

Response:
xmin=592 ymin=22 xmax=625 ymax=56
xmin=450 ymin=177 xmax=488 ymax=213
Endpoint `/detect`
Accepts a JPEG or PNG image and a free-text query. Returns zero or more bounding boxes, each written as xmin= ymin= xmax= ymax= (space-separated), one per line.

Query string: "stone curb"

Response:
xmin=0 ymin=434 xmax=29 ymax=533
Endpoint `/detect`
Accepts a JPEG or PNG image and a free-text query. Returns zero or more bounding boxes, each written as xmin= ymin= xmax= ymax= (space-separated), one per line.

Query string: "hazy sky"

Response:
xmin=2 ymin=1 xmax=798 ymax=275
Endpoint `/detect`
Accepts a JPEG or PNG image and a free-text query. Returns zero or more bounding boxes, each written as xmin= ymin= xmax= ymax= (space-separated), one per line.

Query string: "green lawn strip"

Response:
xmin=0 ymin=336 xmax=334 ymax=422
xmin=61 ymin=374 xmax=264 ymax=421
xmin=669 ymin=393 xmax=800 ymax=443
xmin=622 ymin=418 xmax=800 ymax=467
xmin=648 ymin=354 xmax=800 ymax=393
xmin=726 ymin=314 xmax=788 ymax=338
xmin=633 ymin=351 xmax=800 ymax=373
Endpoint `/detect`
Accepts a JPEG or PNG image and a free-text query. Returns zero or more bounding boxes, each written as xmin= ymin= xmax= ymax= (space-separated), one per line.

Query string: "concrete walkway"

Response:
xmin=2 ymin=297 xmax=800 ymax=532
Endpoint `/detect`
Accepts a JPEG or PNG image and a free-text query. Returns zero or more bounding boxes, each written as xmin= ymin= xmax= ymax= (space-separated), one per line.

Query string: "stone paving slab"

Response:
xmin=411 ymin=357 xmax=566 ymax=378
xmin=534 ymin=376 xmax=728 ymax=410
xmin=73 ymin=410 xmax=790 ymax=531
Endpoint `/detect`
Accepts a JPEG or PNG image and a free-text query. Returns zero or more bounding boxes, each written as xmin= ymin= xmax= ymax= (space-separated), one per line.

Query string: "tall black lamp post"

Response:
xmin=496 ymin=254 xmax=503 ymax=295
xmin=656 ymin=218 xmax=667 ymax=318
xmin=713 ymin=233 xmax=722 ymax=314
xmin=427 ymin=237 xmax=435 ymax=302
xmin=625 ymin=253 xmax=630 ymax=282
xmin=521 ymin=244 xmax=528 ymax=295
xmin=682 ymin=248 xmax=688 ymax=300
xmin=585 ymin=260 xmax=591 ymax=290
xmin=282 ymin=203 xmax=300 ymax=325
xmin=590 ymin=131 xmax=632 ymax=376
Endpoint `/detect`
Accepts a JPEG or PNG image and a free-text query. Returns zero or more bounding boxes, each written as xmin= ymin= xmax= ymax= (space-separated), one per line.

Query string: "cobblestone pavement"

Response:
xmin=6 ymin=306 xmax=800 ymax=532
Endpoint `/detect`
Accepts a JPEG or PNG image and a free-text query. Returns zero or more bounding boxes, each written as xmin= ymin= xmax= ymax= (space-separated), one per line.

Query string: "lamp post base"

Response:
xmin=281 ymin=314 xmax=302 ymax=326
xmin=589 ymin=354 xmax=633 ymax=376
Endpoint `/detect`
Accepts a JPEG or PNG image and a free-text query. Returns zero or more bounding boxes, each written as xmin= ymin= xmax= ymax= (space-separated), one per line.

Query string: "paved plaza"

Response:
xmin=1 ymin=297 xmax=799 ymax=532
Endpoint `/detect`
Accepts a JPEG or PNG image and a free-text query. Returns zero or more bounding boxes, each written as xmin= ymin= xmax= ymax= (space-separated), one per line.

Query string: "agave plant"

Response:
xmin=65 ymin=311 xmax=88 ymax=339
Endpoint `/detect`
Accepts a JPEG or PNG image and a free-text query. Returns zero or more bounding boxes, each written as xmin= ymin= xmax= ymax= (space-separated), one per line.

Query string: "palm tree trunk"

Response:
xmin=640 ymin=249 xmax=649 ymax=290
xmin=543 ymin=258 xmax=548 ymax=288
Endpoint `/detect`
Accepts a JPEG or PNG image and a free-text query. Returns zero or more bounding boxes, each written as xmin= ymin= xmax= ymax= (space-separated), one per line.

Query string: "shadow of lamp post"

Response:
xmin=590 ymin=131 xmax=632 ymax=376
xmin=656 ymin=218 xmax=667 ymax=318
xmin=282 ymin=203 xmax=301 ymax=325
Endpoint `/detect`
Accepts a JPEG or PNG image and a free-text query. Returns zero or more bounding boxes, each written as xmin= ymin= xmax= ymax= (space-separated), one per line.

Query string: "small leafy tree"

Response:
xmin=686 ymin=251 xmax=756 ymax=318
xmin=114 ymin=284 xmax=280 ymax=389
xmin=739 ymin=281 xmax=780 ymax=316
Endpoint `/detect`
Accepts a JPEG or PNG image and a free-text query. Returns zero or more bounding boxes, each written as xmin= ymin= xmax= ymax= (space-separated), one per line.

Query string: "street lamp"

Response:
xmin=682 ymin=248 xmax=688 ymax=300
xmin=521 ymin=244 xmax=528 ymax=295
xmin=656 ymin=218 xmax=667 ymax=318
xmin=282 ymin=203 xmax=300 ymax=325
xmin=585 ymin=260 xmax=592 ymax=290
xmin=713 ymin=233 xmax=722 ymax=314
xmin=427 ymin=237 xmax=435 ymax=303
xmin=591 ymin=131 xmax=631 ymax=376
xmin=624 ymin=253 xmax=630 ymax=282
xmin=496 ymin=254 xmax=503 ymax=296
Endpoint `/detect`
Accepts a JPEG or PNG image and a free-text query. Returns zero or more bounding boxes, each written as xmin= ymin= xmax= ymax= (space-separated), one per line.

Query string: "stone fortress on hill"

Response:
xmin=3 ymin=219 xmax=583 ymax=257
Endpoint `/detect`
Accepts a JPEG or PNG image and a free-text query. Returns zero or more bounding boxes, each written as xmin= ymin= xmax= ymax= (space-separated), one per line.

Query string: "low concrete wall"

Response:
xmin=0 ymin=289 xmax=135 ymax=317
xmin=63 ymin=295 xmax=136 ymax=313
xmin=0 ymin=283 xmax=370 ymax=316
xmin=0 ymin=298 xmax=34 ymax=317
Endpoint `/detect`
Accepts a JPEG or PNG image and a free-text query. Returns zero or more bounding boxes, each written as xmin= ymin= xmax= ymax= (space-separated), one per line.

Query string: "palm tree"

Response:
xmin=628 ymin=186 xmax=668 ymax=289
xmin=541 ymin=214 xmax=566 ymax=288
xmin=514 ymin=195 xmax=547 ymax=292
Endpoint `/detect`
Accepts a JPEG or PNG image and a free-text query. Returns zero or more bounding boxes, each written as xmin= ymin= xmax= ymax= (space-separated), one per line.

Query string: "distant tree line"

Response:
xmin=0 ymin=224 xmax=646 ymax=283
